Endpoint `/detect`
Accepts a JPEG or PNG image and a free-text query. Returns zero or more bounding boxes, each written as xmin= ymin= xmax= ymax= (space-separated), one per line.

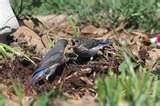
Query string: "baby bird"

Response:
xmin=30 ymin=39 xmax=68 ymax=85
xmin=72 ymin=37 xmax=112 ymax=61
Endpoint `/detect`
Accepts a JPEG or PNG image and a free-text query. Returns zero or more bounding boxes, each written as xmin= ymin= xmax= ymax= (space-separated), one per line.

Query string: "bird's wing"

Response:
xmin=74 ymin=45 xmax=96 ymax=59
xmin=97 ymin=39 xmax=112 ymax=45
xmin=30 ymin=63 xmax=59 ymax=85
xmin=76 ymin=45 xmax=90 ymax=54
xmin=42 ymin=49 xmax=64 ymax=63
xmin=30 ymin=51 xmax=64 ymax=85
xmin=83 ymin=39 xmax=112 ymax=49
xmin=89 ymin=45 xmax=105 ymax=53
xmin=43 ymin=46 xmax=63 ymax=60
xmin=82 ymin=39 xmax=98 ymax=48
xmin=30 ymin=67 xmax=49 ymax=85
xmin=46 ymin=63 xmax=59 ymax=80
xmin=32 ymin=64 xmax=49 ymax=77
xmin=42 ymin=51 xmax=63 ymax=65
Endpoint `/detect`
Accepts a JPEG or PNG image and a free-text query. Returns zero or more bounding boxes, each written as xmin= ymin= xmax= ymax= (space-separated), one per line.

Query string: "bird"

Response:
xmin=71 ymin=37 xmax=112 ymax=61
xmin=30 ymin=39 xmax=68 ymax=85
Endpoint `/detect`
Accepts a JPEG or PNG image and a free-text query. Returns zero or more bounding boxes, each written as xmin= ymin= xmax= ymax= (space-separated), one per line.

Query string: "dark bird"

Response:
xmin=30 ymin=39 xmax=68 ymax=85
xmin=71 ymin=37 xmax=112 ymax=61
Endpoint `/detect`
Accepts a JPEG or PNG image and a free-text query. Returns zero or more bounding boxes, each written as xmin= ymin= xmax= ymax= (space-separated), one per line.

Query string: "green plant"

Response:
xmin=11 ymin=0 xmax=160 ymax=32
xmin=96 ymin=52 xmax=160 ymax=106
xmin=0 ymin=43 xmax=36 ymax=65
xmin=34 ymin=90 xmax=63 ymax=106
xmin=67 ymin=16 xmax=80 ymax=37
xmin=0 ymin=95 xmax=6 ymax=106
xmin=11 ymin=80 xmax=24 ymax=106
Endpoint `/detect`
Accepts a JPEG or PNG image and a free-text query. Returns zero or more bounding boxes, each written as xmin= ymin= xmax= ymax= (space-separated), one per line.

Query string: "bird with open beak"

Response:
xmin=71 ymin=37 xmax=112 ymax=61
xmin=30 ymin=39 xmax=68 ymax=85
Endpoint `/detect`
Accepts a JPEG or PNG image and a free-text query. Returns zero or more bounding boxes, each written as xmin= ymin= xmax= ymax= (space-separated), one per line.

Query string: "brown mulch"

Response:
xmin=0 ymin=15 xmax=157 ymax=103
xmin=0 ymin=49 xmax=120 ymax=98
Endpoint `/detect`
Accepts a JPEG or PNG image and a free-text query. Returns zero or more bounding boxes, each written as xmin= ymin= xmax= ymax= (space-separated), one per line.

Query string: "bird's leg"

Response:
xmin=46 ymin=63 xmax=59 ymax=80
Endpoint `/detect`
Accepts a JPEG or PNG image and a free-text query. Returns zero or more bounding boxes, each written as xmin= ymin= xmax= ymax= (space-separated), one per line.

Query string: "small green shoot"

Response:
xmin=34 ymin=90 xmax=63 ymax=106
xmin=11 ymin=80 xmax=24 ymax=106
xmin=67 ymin=16 xmax=80 ymax=37
xmin=0 ymin=95 xmax=6 ymax=106
xmin=0 ymin=43 xmax=36 ymax=65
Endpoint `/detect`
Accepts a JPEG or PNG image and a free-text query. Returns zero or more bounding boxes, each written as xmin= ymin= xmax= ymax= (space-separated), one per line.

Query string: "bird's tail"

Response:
xmin=30 ymin=64 xmax=59 ymax=85
xmin=30 ymin=67 xmax=49 ymax=85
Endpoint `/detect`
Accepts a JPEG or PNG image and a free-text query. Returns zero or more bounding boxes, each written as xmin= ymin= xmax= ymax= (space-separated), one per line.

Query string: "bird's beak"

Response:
xmin=67 ymin=45 xmax=76 ymax=49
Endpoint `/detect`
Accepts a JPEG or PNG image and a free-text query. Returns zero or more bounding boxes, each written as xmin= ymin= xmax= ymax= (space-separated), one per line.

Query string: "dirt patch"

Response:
xmin=1 ymin=15 xmax=157 ymax=105
xmin=0 ymin=48 xmax=119 ymax=98
xmin=0 ymin=57 xmax=37 ymax=86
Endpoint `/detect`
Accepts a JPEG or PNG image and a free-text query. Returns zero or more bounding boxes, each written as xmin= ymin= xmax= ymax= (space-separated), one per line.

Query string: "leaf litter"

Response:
xmin=0 ymin=14 xmax=159 ymax=105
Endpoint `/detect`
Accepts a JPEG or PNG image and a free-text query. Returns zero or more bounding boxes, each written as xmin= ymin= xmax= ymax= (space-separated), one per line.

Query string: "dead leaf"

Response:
xmin=130 ymin=32 xmax=148 ymax=57
xmin=80 ymin=77 xmax=94 ymax=86
xmin=41 ymin=35 xmax=49 ymax=48
xmin=23 ymin=19 xmax=34 ymax=30
xmin=138 ymin=46 xmax=149 ymax=61
xmin=36 ymin=15 xmax=66 ymax=27
xmin=22 ymin=96 xmax=34 ymax=106
xmin=54 ymin=95 xmax=97 ymax=106
xmin=36 ymin=15 xmax=70 ymax=33
xmin=81 ymin=25 xmax=108 ymax=37
xmin=6 ymin=100 xmax=19 ymax=106
xmin=146 ymin=48 xmax=160 ymax=69
xmin=99 ymin=22 xmax=126 ymax=39
xmin=12 ymin=26 xmax=47 ymax=55
xmin=110 ymin=30 xmax=147 ymax=58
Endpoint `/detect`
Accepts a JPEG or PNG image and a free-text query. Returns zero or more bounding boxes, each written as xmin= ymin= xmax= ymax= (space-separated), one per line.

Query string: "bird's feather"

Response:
xmin=30 ymin=39 xmax=68 ymax=85
xmin=73 ymin=37 xmax=112 ymax=59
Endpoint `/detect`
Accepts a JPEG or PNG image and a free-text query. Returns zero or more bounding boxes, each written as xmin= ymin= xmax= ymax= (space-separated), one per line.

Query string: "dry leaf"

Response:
xmin=6 ymin=100 xmax=19 ymax=106
xmin=12 ymin=26 xmax=47 ymax=55
xmin=22 ymin=96 xmax=34 ymax=106
xmin=146 ymin=48 xmax=160 ymax=69
xmin=23 ymin=19 xmax=34 ymax=30
xmin=41 ymin=35 xmax=49 ymax=48
xmin=36 ymin=15 xmax=70 ymax=33
xmin=81 ymin=25 xmax=108 ymax=37
xmin=60 ymin=95 xmax=97 ymax=106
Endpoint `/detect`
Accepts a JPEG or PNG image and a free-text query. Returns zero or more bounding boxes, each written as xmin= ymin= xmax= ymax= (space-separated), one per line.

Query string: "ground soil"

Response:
xmin=0 ymin=15 xmax=157 ymax=105
xmin=0 ymin=48 xmax=120 ymax=98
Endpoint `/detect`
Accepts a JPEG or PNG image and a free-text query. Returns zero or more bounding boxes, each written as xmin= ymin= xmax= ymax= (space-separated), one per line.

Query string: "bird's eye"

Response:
xmin=71 ymin=40 xmax=75 ymax=45
xmin=75 ymin=39 xmax=79 ymax=43
xmin=71 ymin=39 xmax=80 ymax=45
